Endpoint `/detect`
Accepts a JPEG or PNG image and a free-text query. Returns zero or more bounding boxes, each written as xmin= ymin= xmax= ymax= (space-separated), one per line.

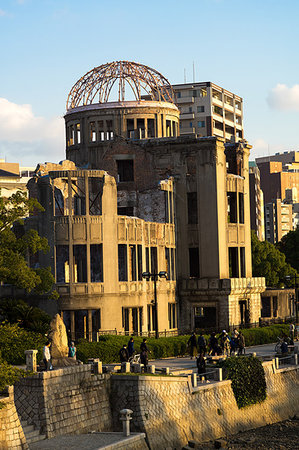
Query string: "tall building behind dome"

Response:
xmin=27 ymin=61 xmax=265 ymax=339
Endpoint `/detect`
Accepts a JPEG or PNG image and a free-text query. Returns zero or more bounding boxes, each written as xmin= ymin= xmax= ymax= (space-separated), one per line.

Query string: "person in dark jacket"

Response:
xmin=237 ymin=331 xmax=245 ymax=356
xmin=198 ymin=332 xmax=207 ymax=356
xmin=140 ymin=338 xmax=150 ymax=370
xmin=119 ymin=344 xmax=129 ymax=362
xmin=209 ymin=332 xmax=220 ymax=356
xmin=196 ymin=353 xmax=206 ymax=375
xmin=127 ymin=337 xmax=135 ymax=357
xmin=188 ymin=332 xmax=197 ymax=359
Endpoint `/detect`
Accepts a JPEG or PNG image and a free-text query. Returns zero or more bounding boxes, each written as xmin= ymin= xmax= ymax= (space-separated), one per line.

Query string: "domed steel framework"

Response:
xmin=66 ymin=61 xmax=175 ymax=110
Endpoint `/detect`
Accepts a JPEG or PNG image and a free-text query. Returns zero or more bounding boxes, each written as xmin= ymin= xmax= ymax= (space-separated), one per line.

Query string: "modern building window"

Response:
xmin=229 ymin=247 xmax=239 ymax=278
xmin=90 ymin=122 xmax=96 ymax=142
xmin=56 ymin=245 xmax=69 ymax=283
xmin=117 ymin=159 xmax=134 ymax=182
xmin=189 ymin=107 xmax=193 ymax=113
xmin=189 ymin=247 xmax=199 ymax=278
xmin=177 ymin=92 xmax=181 ymax=98
xmin=197 ymin=106 xmax=205 ymax=113
xmin=73 ymin=245 xmax=87 ymax=282
xmin=90 ymin=244 xmax=103 ymax=282
xmin=187 ymin=192 xmax=198 ymax=224
xmin=118 ymin=244 xmax=128 ymax=281
xmin=227 ymin=192 xmax=237 ymax=223
xmin=197 ymin=121 xmax=205 ymax=128
xmin=189 ymin=122 xmax=193 ymax=128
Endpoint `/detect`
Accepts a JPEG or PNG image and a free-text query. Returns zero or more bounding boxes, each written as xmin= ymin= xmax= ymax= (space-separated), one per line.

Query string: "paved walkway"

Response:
xmin=150 ymin=342 xmax=299 ymax=371
xmin=30 ymin=432 xmax=145 ymax=450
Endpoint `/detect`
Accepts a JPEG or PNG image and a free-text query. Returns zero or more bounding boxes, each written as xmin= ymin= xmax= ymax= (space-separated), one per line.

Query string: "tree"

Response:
xmin=277 ymin=228 xmax=299 ymax=273
xmin=0 ymin=190 xmax=55 ymax=294
xmin=251 ymin=231 xmax=298 ymax=287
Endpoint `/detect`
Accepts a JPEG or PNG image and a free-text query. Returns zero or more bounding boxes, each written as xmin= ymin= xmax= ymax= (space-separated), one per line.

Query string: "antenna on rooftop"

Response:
xmin=184 ymin=68 xmax=186 ymax=84
xmin=193 ymin=61 xmax=195 ymax=83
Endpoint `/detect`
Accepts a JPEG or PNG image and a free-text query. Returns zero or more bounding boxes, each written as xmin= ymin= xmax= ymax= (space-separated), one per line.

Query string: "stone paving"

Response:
xmin=30 ymin=432 xmax=146 ymax=449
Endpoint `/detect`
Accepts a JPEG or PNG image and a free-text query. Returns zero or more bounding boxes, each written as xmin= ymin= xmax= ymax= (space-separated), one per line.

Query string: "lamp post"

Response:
xmin=142 ymin=271 xmax=168 ymax=339
xmin=285 ymin=274 xmax=299 ymax=324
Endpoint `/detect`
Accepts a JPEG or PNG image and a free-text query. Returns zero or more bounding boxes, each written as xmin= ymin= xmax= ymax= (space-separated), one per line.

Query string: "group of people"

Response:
xmin=188 ymin=329 xmax=246 ymax=360
xmin=119 ymin=337 xmax=150 ymax=369
xmin=42 ymin=340 xmax=77 ymax=371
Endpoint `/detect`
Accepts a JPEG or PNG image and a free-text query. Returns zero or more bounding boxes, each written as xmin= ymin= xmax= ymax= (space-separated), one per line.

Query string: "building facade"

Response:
xmin=249 ymin=162 xmax=265 ymax=240
xmin=171 ymin=82 xmax=243 ymax=142
xmin=265 ymin=199 xmax=293 ymax=244
xmin=28 ymin=61 xmax=265 ymax=338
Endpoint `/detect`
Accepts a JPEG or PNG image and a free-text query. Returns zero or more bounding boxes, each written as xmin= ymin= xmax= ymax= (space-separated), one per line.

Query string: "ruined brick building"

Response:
xmin=27 ymin=61 xmax=265 ymax=339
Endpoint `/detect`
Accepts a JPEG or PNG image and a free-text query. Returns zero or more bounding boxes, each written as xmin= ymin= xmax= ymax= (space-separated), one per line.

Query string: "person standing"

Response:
xmin=68 ymin=341 xmax=77 ymax=359
xmin=127 ymin=337 xmax=135 ymax=358
xmin=196 ymin=353 xmax=206 ymax=375
xmin=237 ymin=331 xmax=245 ymax=356
xmin=188 ymin=332 xmax=197 ymax=359
xmin=289 ymin=323 xmax=295 ymax=341
xmin=197 ymin=332 xmax=207 ymax=356
xmin=43 ymin=341 xmax=52 ymax=371
xmin=140 ymin=338 xmax=150 ymax=370
xmin=119 ymin=344 xmax=129 ymax=362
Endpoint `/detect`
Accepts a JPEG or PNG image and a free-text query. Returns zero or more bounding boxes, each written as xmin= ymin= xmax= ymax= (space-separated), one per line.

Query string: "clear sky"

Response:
xmin=1 ymin=0 xmax=299 ymax=166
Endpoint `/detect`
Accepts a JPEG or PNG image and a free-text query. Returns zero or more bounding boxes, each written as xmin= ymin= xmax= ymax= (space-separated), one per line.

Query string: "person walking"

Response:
xmin=209 ymin=332 xmax=219 ymax=356
xmin=119 ymin=344 xmax=129 ymax=362
xmin=140 ymin=338 xmax=150 ymax=370
xmin=188 ymin=332 xmax=197 ymax=359
xmin=43 ymin=341 xmax=52 ymax=371
xmin=127 ymin=337 xmax=135 ymax=358
xmin=289 ymin=323 xmax=295 ymax=341
xmin=237 ymin=331 xmax=245 ymax=356
xmin=197 ymin=332 xmax=207 ymax=356
xmin=220 ymin=331 xmax=230 ymax=356
xmin=68 ymin=341 xmax=77 ymax=359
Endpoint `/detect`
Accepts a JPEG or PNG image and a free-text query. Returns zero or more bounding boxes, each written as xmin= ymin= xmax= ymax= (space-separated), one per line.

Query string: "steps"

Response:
xmin=21 ymin=419 xmax=46 ymax=446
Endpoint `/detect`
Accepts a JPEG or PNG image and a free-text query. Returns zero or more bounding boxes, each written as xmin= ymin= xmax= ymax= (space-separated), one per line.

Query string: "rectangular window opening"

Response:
xmin=118 ymin=244 xmax=128 ymax=281
xmin=117 ymin=160 xmax=134 ymax=182
xmin=56 ymin=245 xmax=69 ymax=283
xmin=187 ymin=192 xmax=198 ymax=224
xmin=73 ymin=245 xmax=87 ymax=282
xmin=189 ymin=247 xmax=199 ymax=278
xmin=90 ymin=244 xmax=103 ymax=282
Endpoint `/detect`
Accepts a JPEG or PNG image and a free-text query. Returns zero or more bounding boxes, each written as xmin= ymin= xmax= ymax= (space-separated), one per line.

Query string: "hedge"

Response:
xmin=0 ymin=323 xmax=46 ymax=365
xmin=218 ymin=356 xmax=267 ymax=408
xmin=76 ymin=324 xmax=289 ymax=364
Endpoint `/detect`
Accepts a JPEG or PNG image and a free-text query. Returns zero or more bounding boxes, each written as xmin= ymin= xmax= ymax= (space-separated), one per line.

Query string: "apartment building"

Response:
xmin=265 ymin=199 xmax=293 ymax=244
xmin=0 ymin=159 xmax=35 ymax=198
xmin=171 ymin=82 xmax=243 ymax=141
xmin=249 ymin=162 xmax=265 ymax=240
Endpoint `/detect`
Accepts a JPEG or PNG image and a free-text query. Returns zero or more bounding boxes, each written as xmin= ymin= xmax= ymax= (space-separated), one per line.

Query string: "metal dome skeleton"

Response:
xmin=66 ymin=61 xmax=175 ymax=110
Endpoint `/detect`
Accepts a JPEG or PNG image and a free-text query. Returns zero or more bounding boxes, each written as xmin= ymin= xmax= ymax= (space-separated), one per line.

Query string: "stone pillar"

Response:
xmin=71 ymin=310 xmax=75 ymax=341
xmin=25 ymin=350 xmax=38 ymax=372
xmin=192 ymin=373 xmax=197 ymax=387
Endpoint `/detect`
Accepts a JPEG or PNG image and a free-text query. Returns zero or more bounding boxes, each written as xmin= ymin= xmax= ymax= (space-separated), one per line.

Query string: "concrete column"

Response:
xmin=144 ymin=118 xmax=148 ymax=139
xmin=71 ymin=310 xmax=75 ymax=341
xmin=68 ymin=173 xmax=74 ymax=289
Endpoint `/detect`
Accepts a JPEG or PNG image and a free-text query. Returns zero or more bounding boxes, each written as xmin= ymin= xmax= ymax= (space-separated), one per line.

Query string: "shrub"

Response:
xmin=219 ymin=356 xmax=267 ymax=408
xmin=0 ymin=323 xmax=46 ymax=365
xmin=0 ymin=361 xmax=33 ymax=392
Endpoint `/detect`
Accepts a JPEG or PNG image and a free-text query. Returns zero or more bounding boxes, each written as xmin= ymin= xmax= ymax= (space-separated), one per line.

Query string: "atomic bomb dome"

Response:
xmin=66 ymin=60 xmax=176 ymax=109
xmin=65 ymin=61 xmax=180 ymax=165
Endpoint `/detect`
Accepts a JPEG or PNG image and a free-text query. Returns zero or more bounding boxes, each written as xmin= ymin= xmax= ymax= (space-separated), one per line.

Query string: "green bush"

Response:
xmin=0 ymin=323 xmax=46 ymax=365
xmin=219 ymin=356 xmax=267 ymax=408
xmin=76 ymin=324 xmax=289 ymax=364
xmin=0 ymin=361 xmax=33 ymax=392
xmin=77 ymin=335 xmax=190 ymax=364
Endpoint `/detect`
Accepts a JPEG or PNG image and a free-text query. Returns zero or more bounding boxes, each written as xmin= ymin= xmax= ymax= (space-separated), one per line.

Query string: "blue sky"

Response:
xmin=1 ymin=0 xmax=299 ymax=166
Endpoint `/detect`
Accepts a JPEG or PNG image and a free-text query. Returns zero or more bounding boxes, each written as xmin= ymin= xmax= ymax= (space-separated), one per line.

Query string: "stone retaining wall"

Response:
xmin=0 ymin=386 xmax=28 ymax=450
xmin=110 ymin=362 xmax=299 ymax=449
xmin=14 ymin=365 xmax=112 ymax=439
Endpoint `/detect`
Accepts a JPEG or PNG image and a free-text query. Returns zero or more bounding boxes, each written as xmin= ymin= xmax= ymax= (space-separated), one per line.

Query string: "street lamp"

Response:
xmin=142 ymin=270 xmax=168 ymax=339
xmin=285 ymin=274 xmax=299 ymax=324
